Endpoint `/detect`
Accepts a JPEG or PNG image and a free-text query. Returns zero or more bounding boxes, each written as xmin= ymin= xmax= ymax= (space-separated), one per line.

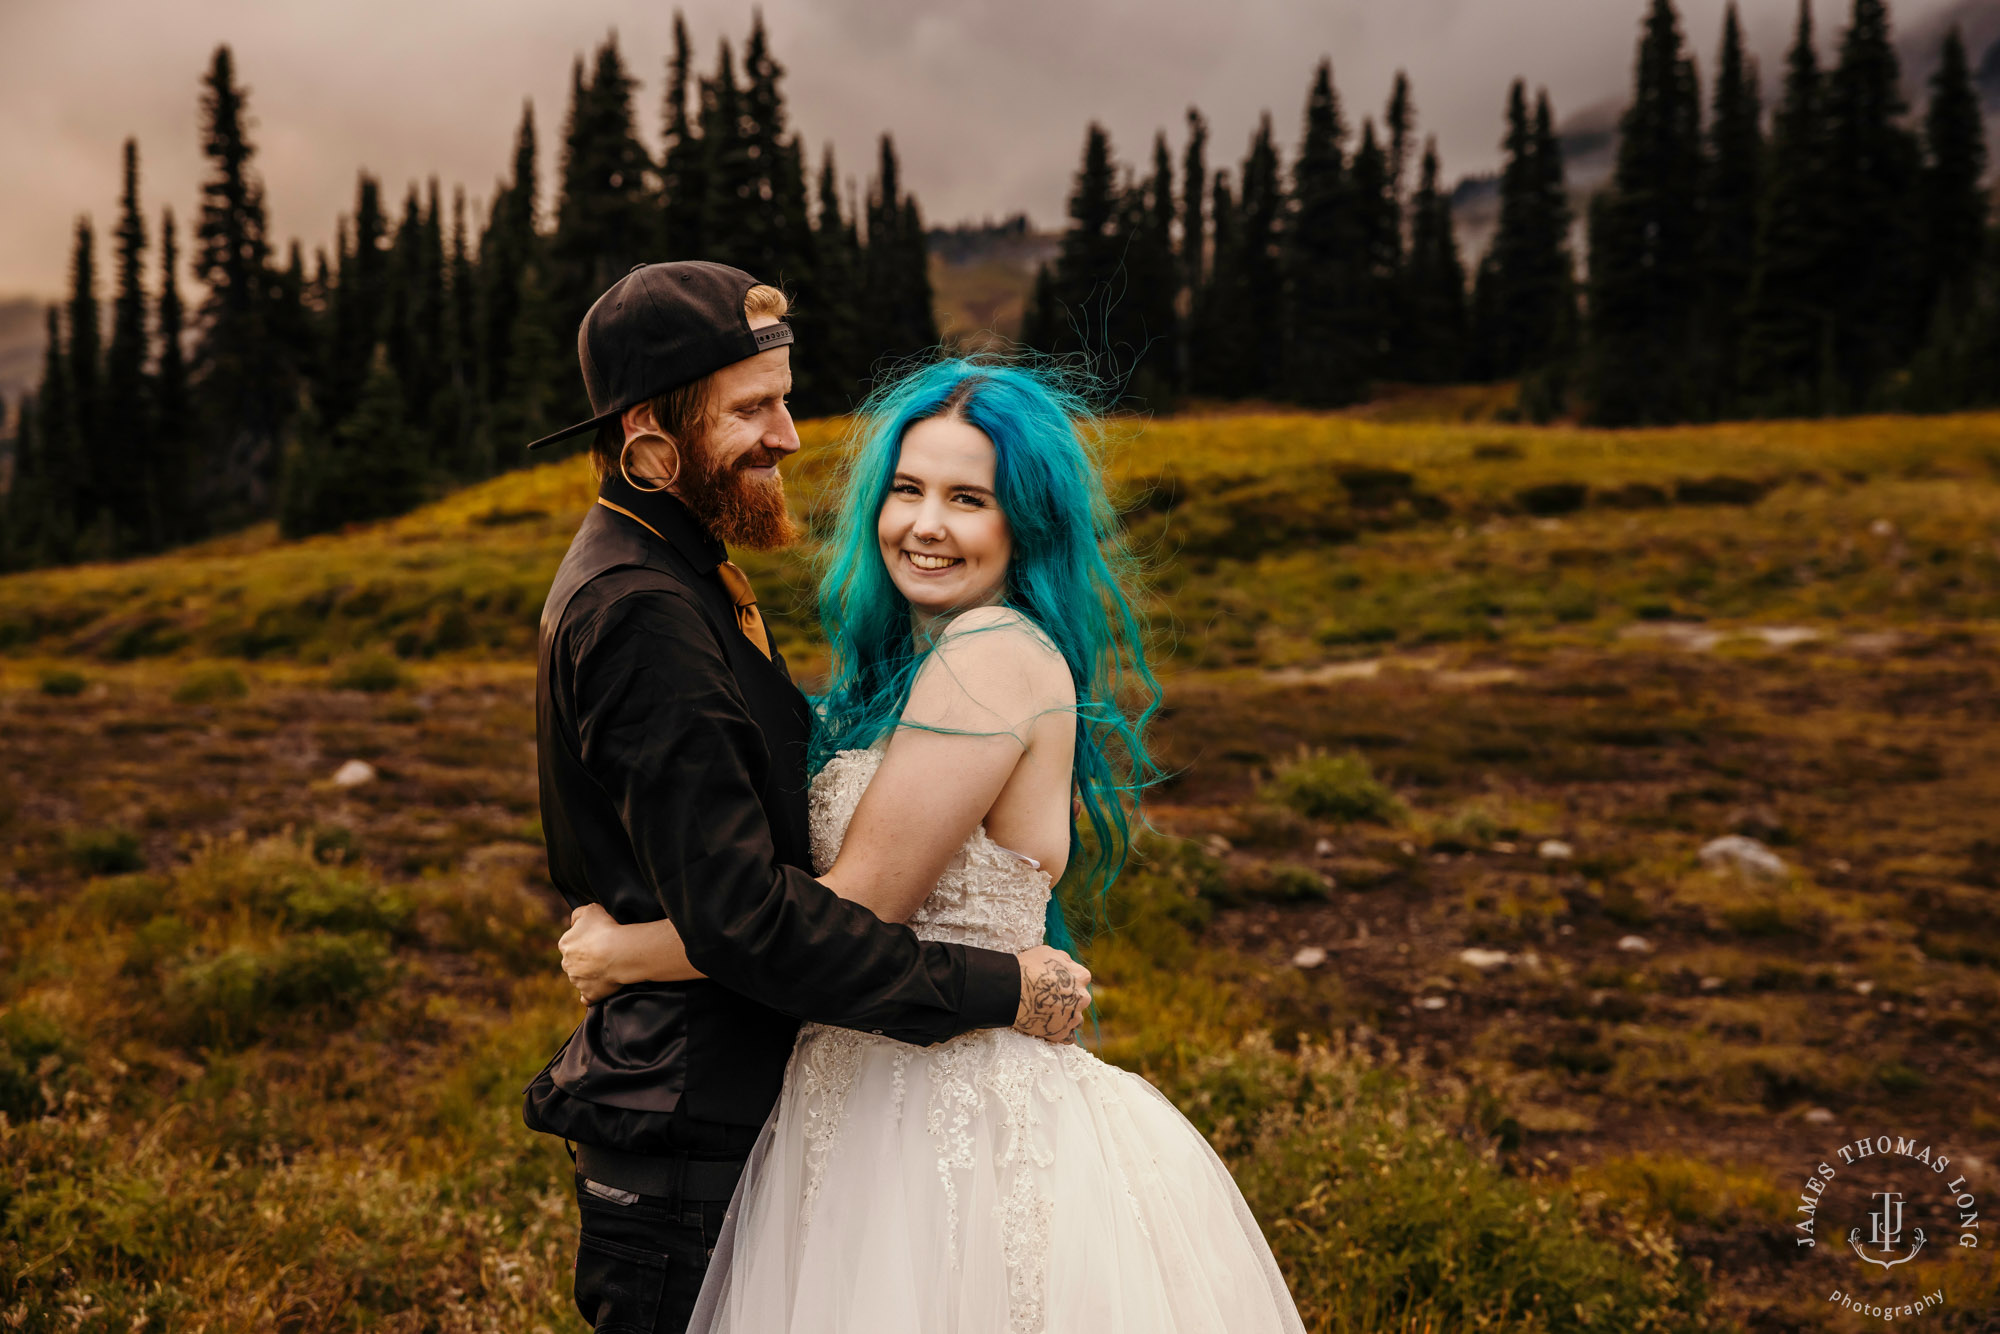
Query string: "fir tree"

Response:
xmin=660 ymin=12 xmax=706 ymax=258
xmin=1920 ymin=27 xmax=1988 ymax=320
xmin=478 ymin=104 xmax=542 ymax=461
xmin=550 ymin=35 xmax=656 ymax=401
xmin=154 ymin=209 xmax=191 ymax=543
xmin=3 ymin=392 xmax=34 ymax=568
xmin=794 ymin=144 xmax=865 ymax=415
xmin=1404 ymin=137 xmax=1468 ymax=382
xmin=193 ymin=44 xmax=280 ymax=521
xmin=1030 ymin=123 xmax=1122 ymax=357
xmin=105 ymin=139 xmax=151 ymax=547
xmin=697 ymin=40 xmax=757 ymax=272
xmin=1350 ymin=119 xmax=1403 ymax=379
xmin=1741 ymin=1 xmax=1837 ymax=412
xmin=1188 ymin=169 xmax=1237 ymax=395
xmin=1702 ymin=3 xmax=1763 ymax=415
xmin=328 ymin=174 xmax=390 ymax=427
xmin=442 ymin=186 xmax=481 ymax=476
xmin=1285 ymin=59 xmax=1361 ymax=404
xmin=1115 ymin=134 xmax=1179 ymax=401
xmin=66 ymin=218 xmax=108 ymax=552
xmin=1474 ymin=81 xmax=1575 ymax=400
xmin=280 ymin=348 xmax=427 ymax=537
xmin=1585 ymin=0 xmax=1705 ymax=425
xmin=1232 ymin=115 xmax=1285 ymax=396
xmin=34 ymin=307 xmax=76 ymax=562
xmin=1179 ymin=108 xmax=1208 ymax=388
xmin=1385 ymin=71 xmax=1414 ymax=213
xmin=1821 ymin=0 xmax=1923 ymax=402
xmin=860 ymin=135 xmax=937 ymax=361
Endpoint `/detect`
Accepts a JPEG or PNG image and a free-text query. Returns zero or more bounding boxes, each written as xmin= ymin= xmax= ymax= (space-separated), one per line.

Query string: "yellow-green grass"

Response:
xmin=2 ymin=410 xmax=1996 ymax=672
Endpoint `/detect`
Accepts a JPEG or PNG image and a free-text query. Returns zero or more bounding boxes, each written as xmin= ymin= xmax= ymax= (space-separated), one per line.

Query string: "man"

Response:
xmin=525 ymin=261 xmax=1093 ymax=1333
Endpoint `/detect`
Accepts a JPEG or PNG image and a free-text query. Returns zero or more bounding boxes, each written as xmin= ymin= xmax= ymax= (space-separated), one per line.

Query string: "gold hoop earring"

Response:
xmin=619 ymin=434 xmax=678 ymax=493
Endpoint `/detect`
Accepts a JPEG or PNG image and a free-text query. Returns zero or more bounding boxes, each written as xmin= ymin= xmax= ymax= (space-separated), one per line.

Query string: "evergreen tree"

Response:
xmin=1179 ymin=108 xmax=1208 ymax=389
xmin=34 ymin=307 xmax=76 ymax=562
xmin=550 ymin=35 xmax=656 ymax=407
xmin=1284 ymin=59 xmax=1361 ymax=404
xmin=280 ymin=348 xmax=427 ymax=537
xmin=1232 ymin=115 xmax=1286 ymax=396
xmin=106 ymin=139 xmax=151 ymax=547
xmin=1821 ymin=0 xmax=1923 ymax=403
xmin=193 ymin=44 xmax=280 ymax=522
xmin=442 ymin=186 xmax=481 ymax=476
xmin=4 ymin=392 xmax=34 ymax=568
xmin=1741 ymin=1 xmax=1838 ymax=411
xmin=1114 ymin=134 xmax=1179 ymax=400
xmin=1189 ymin=169 xmax=1238 ymax=395
xmin=660 ymin=12 xmax=705 ymax=257
xmin=1385 ymin=71 xmax=1414 ymax=211
xmin=1028 ymin=123 xmax=1121 ymax=357
xmin=1403 ymin=137 xmax=1468 ymax=382
xmin=327 ymin=174 xmax=390 ymax=427
xmin=794 ymin=144 xmax=866 ymax=414
xmin=1920 ymin=27 xmax=1987 ymax=321
xmin=860 ymin=135 xmax=937 ymax=361
xmin=479 ymin=104 xmax=543 ymax=460
xmin=1473 ymin=80 xmax=1575 ymax=402
xmin=66 ymin=218 xmax=109 ymax=553
xmin=154 ymin=209 xmax=192 ymax=543
xmin=1350 ymin=119 xmax=1403 ymax=379
xmin=696 ymin=40 xmax=757 ymax=272
xmin=1701 ymin=3 xmax=1763 ymax=415
xmin=1584 ymin=0 xmax=1705 ymax=425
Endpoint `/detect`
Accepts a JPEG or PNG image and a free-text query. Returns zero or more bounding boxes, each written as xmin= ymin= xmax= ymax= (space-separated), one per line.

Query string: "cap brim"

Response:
xmin=525 ymin=404 xmax=624 ymax=452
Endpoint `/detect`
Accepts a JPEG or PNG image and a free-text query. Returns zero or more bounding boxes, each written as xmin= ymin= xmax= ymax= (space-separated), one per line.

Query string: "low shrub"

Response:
xmin=1263 ymin=748 xmax=1408 ymax=825
xmin=65 ymin=826 xmax=146 ymax=876
xmin=37 ymin=668 xmax=87 ymax=697
xmin=328 ymin=651 xmax=410 ymax=693
xmin=172 ymin=665 xmax=249 ymax=704
xmin=163 ymin=933 xmax=391 ymax=1048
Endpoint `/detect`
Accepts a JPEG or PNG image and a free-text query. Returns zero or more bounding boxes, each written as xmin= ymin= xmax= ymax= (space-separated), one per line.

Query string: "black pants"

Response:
xmin=573 ymin=1171 xmax=730 ymax=1333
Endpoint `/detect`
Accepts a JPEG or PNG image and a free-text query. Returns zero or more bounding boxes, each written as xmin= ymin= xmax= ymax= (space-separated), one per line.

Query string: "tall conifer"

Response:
xmin=66 ymin=219 xmax=107 ymax=550
xmin=660 ymin=12 xmax=705 ymax=257
xmin=106 ymin=139 xmax=151 ymax=546
xmin=1822 ymin=0 xmax=1922 ymax=402
xmin=1702 ymin=3 xmax=1763 ymax=414
xmin=1029 ymin=123 xmax=1122 ymax=358
xmin=860 ymin=136 xmax=937 ymax=363
xmin=1920 ymin=28 xmax=1987 ymax=318
xmin=1404 ymin=138 xmax=1467 ymax=382
xmin=154 ymin=209 xmax=191 ymax=542
xmin=1742 ymin=1 xmax=1837 ymax=411
xmin=1179 ymin=108 xmax=1208 ymax=388
xmin=1285 ymin=60 xmax=1360 ymax=404
xmin=1585 ymin=0 xmax=1705 ymax=425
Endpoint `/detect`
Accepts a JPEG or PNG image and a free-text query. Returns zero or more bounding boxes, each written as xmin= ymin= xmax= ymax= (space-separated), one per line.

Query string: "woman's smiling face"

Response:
xmin=876 ymin=414 xmax=1012 ymax=623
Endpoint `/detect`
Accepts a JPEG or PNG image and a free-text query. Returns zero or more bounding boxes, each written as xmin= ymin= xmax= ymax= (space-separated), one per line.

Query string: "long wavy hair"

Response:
xmin=810 ymin=357 xmax=1161 ymax=952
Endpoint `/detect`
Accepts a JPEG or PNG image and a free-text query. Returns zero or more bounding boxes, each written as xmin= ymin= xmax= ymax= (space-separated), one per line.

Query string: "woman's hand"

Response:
xmin=561 ymin=903 xmax=627 ymax=1005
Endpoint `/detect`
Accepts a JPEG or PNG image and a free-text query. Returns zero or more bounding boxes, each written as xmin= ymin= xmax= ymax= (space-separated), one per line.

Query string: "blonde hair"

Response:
xmin=591 ymin=284 xmax=792 ymax=484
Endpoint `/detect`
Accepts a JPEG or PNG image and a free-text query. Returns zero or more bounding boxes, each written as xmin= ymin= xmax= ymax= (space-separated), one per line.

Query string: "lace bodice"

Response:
xmin=808 ymin=746 xmax=1051 ymax=954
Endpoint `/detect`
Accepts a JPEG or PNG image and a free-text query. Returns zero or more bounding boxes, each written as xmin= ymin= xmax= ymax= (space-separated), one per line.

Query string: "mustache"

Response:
xmin=734 ymin=448 xmax=786 ymax=471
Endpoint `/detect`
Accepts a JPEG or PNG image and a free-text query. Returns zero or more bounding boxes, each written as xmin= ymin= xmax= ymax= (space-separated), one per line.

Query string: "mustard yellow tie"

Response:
xmin=597 ymin=497 xmax=771 ymax=660
xmin=713 ymin=560 xmax=772 ymax=661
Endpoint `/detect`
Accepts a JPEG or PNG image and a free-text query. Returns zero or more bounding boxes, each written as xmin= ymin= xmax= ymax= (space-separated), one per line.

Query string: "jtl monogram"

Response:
xmin=1850 ymin=1190 xmax=1927 ymax=1270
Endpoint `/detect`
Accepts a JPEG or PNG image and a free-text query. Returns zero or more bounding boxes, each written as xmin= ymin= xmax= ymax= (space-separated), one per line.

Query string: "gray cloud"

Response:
xmin=0 ymin=0 xmax=1986 ymax=298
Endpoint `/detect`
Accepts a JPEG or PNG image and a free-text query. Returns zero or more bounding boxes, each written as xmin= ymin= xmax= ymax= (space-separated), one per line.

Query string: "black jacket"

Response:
xmin=525 ymin=473 xmax=1022 ymax=1151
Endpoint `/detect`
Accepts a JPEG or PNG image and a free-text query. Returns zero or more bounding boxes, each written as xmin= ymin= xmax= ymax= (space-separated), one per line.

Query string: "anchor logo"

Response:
xmin=1848 ymin=1190 xmax=1926 ymax=1270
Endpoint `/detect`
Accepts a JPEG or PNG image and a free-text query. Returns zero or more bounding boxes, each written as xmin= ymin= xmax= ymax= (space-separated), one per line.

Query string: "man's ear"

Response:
xmin=622 ymin=400 xmax=663 ymax=442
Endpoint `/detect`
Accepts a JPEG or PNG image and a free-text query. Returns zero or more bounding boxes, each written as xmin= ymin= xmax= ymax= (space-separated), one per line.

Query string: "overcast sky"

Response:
xmin=0 ymin=0 xmax=1988 ymax=298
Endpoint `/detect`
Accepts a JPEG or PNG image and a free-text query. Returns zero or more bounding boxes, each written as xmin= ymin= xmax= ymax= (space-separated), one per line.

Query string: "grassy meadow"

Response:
xmin=4 ymin=404 xmax=2000 ymax=1330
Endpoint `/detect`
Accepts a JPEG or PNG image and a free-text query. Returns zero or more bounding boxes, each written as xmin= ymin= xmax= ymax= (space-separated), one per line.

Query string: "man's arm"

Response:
xmin=571 ymin=586 xmax=1029 ymax=1042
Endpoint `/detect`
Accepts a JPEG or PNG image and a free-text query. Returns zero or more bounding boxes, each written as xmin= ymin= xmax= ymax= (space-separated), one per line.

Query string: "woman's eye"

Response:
xmin=954 ymin=493 xmax=985 ymax=507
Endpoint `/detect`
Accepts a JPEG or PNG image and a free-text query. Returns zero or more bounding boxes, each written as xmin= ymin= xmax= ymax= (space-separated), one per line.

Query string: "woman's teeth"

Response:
xmin=906 ymin=551 xmax=962 ymax=571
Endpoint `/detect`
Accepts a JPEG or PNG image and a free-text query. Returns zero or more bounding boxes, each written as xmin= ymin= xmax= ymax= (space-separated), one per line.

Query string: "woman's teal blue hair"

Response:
xmin=810 ymin=356 xmax=1161 ymax=952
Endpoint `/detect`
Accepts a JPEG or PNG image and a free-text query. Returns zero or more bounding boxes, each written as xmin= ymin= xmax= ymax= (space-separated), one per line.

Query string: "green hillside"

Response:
xmin=5 ymin=409 xmax=2000 ymax=1330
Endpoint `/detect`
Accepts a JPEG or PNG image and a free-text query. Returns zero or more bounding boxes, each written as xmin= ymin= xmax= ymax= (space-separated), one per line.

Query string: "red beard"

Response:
xmin=678 ymin=440 xmax=802 ymax=551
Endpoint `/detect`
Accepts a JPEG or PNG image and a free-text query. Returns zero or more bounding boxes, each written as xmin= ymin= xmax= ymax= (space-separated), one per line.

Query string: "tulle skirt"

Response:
xmin=687 ymin=1022 xmax=1307 ymax=1334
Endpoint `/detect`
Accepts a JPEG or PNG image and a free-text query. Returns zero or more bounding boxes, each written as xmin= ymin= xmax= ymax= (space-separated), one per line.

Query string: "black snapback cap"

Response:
xmin=524 ymin=260 xmax=795 ymax=451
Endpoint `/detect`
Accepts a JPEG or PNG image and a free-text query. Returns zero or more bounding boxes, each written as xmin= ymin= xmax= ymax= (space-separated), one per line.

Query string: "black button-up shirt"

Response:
xmin=526 ymin=472 xmax=1022 ymax=1152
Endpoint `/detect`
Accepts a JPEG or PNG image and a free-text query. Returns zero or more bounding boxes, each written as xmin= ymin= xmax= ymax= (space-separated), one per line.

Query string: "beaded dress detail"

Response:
xmin=687 ymin=747 xmax=1307 ymax=1334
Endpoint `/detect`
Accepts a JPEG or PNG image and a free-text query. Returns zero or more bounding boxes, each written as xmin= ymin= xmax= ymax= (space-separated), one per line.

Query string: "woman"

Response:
xmin=560 ymin=359 xmax=1306 ymax=1334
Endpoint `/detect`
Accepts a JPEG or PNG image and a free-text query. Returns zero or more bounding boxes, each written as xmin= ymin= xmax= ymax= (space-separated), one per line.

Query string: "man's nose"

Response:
xmin=765 ymin=408 xmax=801 ymax=456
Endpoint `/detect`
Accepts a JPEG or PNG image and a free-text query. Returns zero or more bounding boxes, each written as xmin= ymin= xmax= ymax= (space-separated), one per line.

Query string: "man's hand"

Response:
xmin=560 ymin=903 xmax=623 ymax=1005
xmin=1012 ymin=945 xmax=1091 ymax=1042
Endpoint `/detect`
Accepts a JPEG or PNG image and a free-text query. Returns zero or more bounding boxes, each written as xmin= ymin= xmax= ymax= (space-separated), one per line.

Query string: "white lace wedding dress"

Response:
xmin=687 ymin=745 xmax=1308 ymax=1334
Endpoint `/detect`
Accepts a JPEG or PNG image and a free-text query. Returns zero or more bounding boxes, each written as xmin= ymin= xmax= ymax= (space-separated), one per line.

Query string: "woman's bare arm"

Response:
xmin=559 ymin=608 xmax=1069 ymax=1003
